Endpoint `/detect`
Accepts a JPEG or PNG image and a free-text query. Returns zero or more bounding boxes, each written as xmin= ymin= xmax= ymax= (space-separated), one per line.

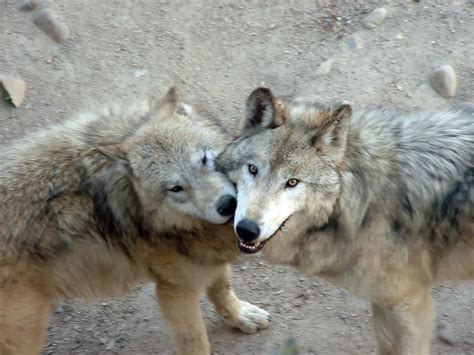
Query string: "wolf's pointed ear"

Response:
xmin=149 ymin=86 xmax=185 ymax=118
xmin=162 ymin=86 xmax=182 ymax=107
xmin=244 ymin=87 xmax=285 ymax=131
xmin=310 ymin=104 xmax=352 ymax=163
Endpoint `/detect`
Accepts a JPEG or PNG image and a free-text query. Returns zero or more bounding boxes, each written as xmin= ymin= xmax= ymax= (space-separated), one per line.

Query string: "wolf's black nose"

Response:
xmin=236 ymin=219 xmax=260 ymax=241
xmin=217 ymin=195 xmax=237 ymax=217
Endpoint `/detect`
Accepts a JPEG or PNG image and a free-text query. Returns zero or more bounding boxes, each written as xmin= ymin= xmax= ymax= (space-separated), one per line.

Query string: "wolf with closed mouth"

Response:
xmin=0 ymin=87 xmax=270 ymax=355
xmin=218 ymin=87 xmax=474 ymax=355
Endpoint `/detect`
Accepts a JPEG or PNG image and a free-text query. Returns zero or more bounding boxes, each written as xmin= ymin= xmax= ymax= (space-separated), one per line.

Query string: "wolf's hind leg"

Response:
xmin=0 ymin=284 xmax=52 ymax=355
xmin=207 ymin=264 xmax=271 ymax=334
xmin=155 ymin=281 xmax=210 ymax=355
xmin=372 ymin=290 xmax=435 ymax=355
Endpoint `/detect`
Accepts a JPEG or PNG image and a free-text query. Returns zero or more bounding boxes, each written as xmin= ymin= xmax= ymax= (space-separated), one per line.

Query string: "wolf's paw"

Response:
xmin=226 ymin=301 xmax=272 ymax=334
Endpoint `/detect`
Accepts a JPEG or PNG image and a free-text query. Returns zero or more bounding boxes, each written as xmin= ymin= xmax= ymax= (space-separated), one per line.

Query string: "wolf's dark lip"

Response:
xmin=237 ymin=215 xmax=292 ymax=254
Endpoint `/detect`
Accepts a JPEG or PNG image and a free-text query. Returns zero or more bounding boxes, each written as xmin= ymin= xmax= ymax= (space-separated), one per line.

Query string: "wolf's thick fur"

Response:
xmin=0 ymin=88 xmax=270 ymax=355
xmin=218 ymin=88 xmax=474 ymax=355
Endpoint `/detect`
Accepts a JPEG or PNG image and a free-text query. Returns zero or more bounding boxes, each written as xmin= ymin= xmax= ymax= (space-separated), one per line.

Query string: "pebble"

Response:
xmin=458 ymin=102 xmax=474 ymax=111
xmin=347 ymin=34 xmax=363 ymax=50
xmin=437 ymin=319 xmax=458 ymax=345
xmin=315 ymin=58 xmax=334 ymax=76
xmin=53 ymin=305 xmax=64 ymax=314
xmin=134 ymin=69 xmax=147 ymax=78
xmin=430 ymin=64 xmax=457 ymax=98
xmin=32 ymin=9 xmax=70 ymax=43
xmin=17 ymin=0 xmax=43 ymax=11
xmin=0 ymin=75 xmax=26 ymax=107
xmin=106 ymin=339 xmax=116 ymax=350
xmin=362 ymin=8 xmax=387 ymax=29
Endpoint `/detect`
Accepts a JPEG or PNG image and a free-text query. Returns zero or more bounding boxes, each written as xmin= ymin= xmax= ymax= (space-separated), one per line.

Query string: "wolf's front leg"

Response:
xmin=207 ymin=264 xmax=271 ymax=333
xmin=371 ymin=290 xmax=436 ymax=355
xmin=155 ymin=281 xmax=209 ymax=355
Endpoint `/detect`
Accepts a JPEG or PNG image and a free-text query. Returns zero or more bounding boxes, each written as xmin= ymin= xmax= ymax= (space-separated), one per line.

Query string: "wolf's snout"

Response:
xmin=236 ymin=219 xmax=260 ymax=241
xmin=216 ymin=194 xmax=237 ymax=217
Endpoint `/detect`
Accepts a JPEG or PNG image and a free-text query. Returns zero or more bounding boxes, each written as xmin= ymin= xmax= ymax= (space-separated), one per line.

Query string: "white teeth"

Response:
xmin=239 ymin=240 xmax=261 ymax=251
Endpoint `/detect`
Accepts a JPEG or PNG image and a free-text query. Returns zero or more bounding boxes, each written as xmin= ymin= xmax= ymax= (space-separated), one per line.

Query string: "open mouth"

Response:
xmin=237 ymin=215 xmax=291 ymax=254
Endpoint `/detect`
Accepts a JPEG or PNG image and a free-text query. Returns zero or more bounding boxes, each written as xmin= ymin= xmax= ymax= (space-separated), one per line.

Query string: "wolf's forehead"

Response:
xmin=286 ymin=100 xmax=328 ymax=120
xmin=264 ymin=125 xmax=318 ymax=173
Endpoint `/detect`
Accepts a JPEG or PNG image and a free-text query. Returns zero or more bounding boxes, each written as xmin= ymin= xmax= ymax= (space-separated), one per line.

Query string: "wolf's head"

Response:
xmin=217 ymin=87 xmax=352 ymax=254
xmin=86 ymin=87 xmax=236 ymax=238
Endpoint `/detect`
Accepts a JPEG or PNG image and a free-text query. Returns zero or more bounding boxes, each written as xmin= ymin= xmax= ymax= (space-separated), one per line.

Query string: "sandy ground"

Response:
xmin=1 ymin=0 xmax=474 ymax=354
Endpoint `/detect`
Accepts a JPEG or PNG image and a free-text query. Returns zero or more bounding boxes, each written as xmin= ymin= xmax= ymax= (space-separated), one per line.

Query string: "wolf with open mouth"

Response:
xmin=217 ymin=87 xmax=474 ymax=355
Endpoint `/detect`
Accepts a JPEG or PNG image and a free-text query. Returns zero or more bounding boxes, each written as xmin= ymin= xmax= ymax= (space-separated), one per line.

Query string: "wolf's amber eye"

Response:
xmin=248 ymin=164 xmax=258 ymax=176
xmin=286 ymin=178 xmax=299 ymax=188
xmin=169 ymin=186 xmax=183 ymax=193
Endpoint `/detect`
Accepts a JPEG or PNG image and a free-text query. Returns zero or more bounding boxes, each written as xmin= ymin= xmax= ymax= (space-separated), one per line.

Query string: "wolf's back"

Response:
xmin=350 ymin=105 xmax=474 ymax=250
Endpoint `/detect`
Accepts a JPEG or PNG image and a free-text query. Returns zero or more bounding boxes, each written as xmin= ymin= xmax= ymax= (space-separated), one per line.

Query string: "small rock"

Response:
xmin=134 ymin=69 xmax=147 ymax=78
xmin=16 ymin=0 xmax=42 ymax=12
xmin=106 ymin=339 xmax=116 ymax=350
xmin=347 ymin=34 xmax=363 ymax=50
xmin=430 ymin=65 xmax=457 ymax=98
xmin=0 ymin=76 xmax=26 ymax=107
xmin=315 ymin=58 xmax=334 ymax=76
xmin=276 ymin=338 xmax=299 ymax=355
xmin=53 ymin=305 xmax=64 ymax=314
xmin=105 ymin=336 xmax=127 ymax=350
xmin=240 ymin=266 xmax=247 ymax=271
xmin=32 ymin=9 xmax=70 ymax=43
xmin=437 ymin=319 xmax=458 ymax=345
xmin=458 ymin=102 xmax=474 ymax=111
xmin=362 ymin=8 xmax=387 ymax=29
xmin=115 ymin=336 xmax=127 ymax=348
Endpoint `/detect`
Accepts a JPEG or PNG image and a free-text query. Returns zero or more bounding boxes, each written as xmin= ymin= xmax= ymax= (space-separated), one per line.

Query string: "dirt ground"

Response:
xmin=1 ymin=0 xmax=474 ymax=354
